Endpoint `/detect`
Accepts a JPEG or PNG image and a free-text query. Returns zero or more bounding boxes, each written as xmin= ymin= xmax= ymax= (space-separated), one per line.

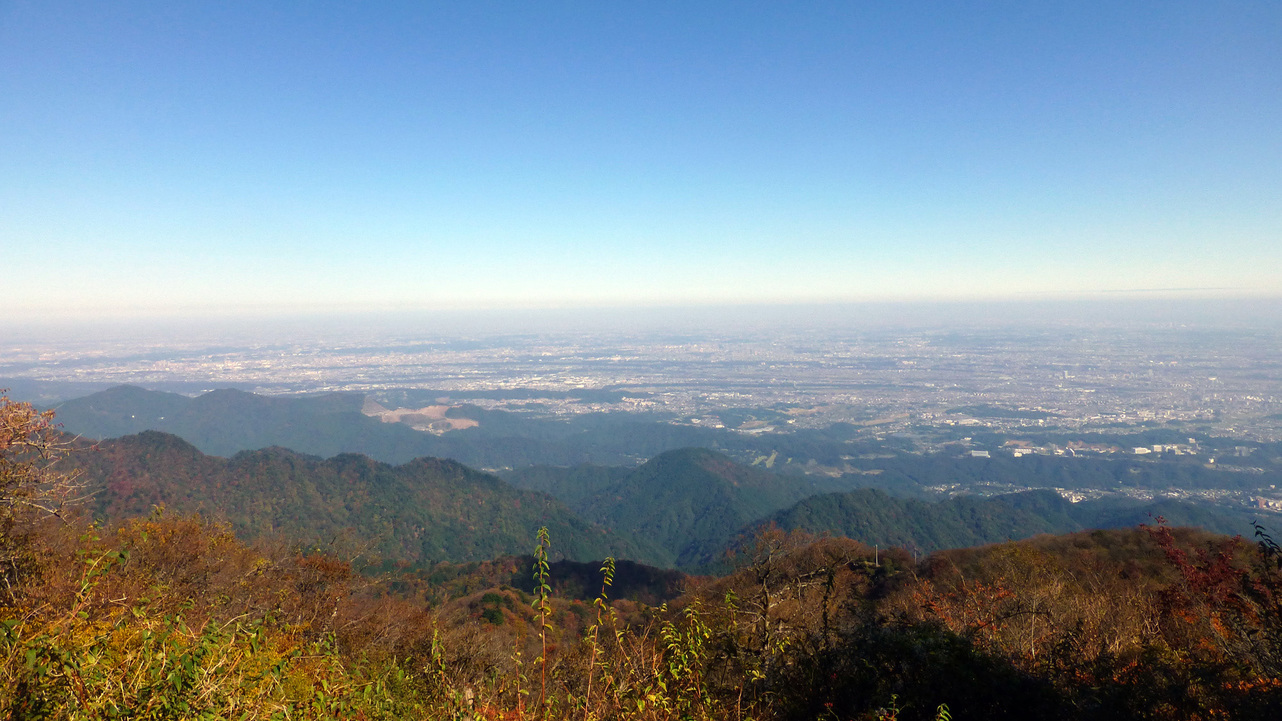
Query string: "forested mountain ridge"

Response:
xmin=50 ymin=386 xmax=1282 ymax=501
xmin=506 ymin=447 xmax=1263 ymax=569
xmin=66 ymin=421 xmax=1265 ymax=572
xmin=715 ymin=486 xmax=1258 ymax=565
xmin=69 ymin=430 xmax=655 ymax=564
xmin=50 ymin=384 xmax=1273 ymax=572
xmin=564 ymin=447 xmax=832 ymax=568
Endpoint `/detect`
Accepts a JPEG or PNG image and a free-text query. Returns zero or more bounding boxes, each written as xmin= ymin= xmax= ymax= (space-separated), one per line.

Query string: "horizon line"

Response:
xmin=13 ymin=289 xmax=1282 ymax=322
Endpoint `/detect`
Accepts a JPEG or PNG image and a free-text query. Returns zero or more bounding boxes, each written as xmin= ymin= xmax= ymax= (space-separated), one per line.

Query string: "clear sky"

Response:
xmin=2 ymin=1 xmax=1279 ymax=319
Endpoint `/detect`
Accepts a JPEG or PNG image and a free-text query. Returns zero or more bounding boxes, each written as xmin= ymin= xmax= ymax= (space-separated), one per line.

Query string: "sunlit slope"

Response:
xmin=70 ymin=430 xmax=657 ymax=565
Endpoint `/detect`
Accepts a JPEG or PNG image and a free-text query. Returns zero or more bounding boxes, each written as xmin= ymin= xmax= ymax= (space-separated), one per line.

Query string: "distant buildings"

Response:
xmin=1255 ymin=497 xmax=1282 ymax=511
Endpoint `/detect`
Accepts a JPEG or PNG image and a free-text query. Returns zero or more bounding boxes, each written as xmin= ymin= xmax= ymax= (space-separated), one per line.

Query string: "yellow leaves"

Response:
xmin=0 ymin=392 xmax=86 ymax=531
xmin=0 ymin=603 xmax=341 ymax=718
xmin=0 ymin=513 xmax=430 ymax=719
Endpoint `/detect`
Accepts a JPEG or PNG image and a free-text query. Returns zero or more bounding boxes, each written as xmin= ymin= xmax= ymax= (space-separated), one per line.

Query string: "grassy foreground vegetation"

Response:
xmin=4 ymin=394 xmax=1282 ymax=719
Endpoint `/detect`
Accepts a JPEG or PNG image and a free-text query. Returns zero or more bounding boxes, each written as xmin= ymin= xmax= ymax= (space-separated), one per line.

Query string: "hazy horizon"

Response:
xmin=3 ymin=296 xmax=1281 ymax=349
xmin=3 ymin=2 xmax=1279 ymax=318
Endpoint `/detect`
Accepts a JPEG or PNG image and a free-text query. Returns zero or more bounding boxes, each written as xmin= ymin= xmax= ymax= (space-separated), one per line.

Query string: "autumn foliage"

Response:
xmin=2 ymin=394 xmax=1282 ymax=719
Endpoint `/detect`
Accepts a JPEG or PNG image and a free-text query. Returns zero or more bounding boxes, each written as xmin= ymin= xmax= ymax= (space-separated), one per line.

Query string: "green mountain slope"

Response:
xmin=71 ymin=431 xmax=655 ymax=565
xmin=739 ymin=488 xmax=1258 ymax=561
xmin=502 ymin=463 xmax=632 ymax=509
xmin=569 ymin=448 xmax=824 ymax=568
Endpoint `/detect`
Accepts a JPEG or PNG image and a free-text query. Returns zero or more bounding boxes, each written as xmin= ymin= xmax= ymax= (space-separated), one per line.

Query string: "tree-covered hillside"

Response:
xmin=50 ymin=387 xmax=1282 ymax=500
xmin=503 ymin=463 xmax=633 ymax=509
xmin=572 ymin=448 xmax=827 ymax=568
xmin=70 ymin=431 xmax=654 ymax=564
xmin=741 ymin=487 xmax=1256 ymax=559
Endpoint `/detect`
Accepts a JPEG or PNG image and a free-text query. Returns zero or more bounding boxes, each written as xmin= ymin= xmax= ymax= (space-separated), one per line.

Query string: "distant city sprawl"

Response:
xmin=3 ymin=320 xmax=1280 ymax=443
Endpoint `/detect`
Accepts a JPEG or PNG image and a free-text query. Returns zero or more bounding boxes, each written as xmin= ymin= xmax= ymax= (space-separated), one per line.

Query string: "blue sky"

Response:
xmin=2 ymin=1 xmax=1279 ymax=318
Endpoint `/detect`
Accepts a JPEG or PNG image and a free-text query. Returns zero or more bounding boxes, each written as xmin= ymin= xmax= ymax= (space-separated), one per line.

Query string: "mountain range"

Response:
xmin=65 ymin=428 xmax=1258 ymax=572
xmin=55 ymin=386 xmax=1280 ymax=498
xmin=44 ymin=384 xmax=1266 ymax=571
xmin=508 ymin=448 xmax=828 ymax=567
xmin=70 ymin=431 xmax=652 ymax=564
xmin=54 ymin=384 xmax=751 ymax=468
xmin=754 ymin=486 xmax=1251 ymax=558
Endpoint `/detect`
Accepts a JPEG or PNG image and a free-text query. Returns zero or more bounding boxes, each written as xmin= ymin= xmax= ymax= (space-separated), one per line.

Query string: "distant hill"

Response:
xmin=69 ymin=431 xmax=656 ymax=565
xmin=50 ymin=385 xmax=600 ymax=468
xmin=46 ymin=386 xmax=915 ymax=471
xmin=49 ymin=387 xmax=1273 ymax=573
xmin=508 ymin=448 xmax=1266 ymax=569
xmin=53 ymin=384 xmax=199 ymax=438
xmin=52 ymin=385 xmax=443 ymax=461
xmin=51 ymin=385 xmax=731 ymax=468
xmin=726 ymin=487 xmax=1258 ymax=563
xmin=511 ymin=448 xmax=829 ymax=568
